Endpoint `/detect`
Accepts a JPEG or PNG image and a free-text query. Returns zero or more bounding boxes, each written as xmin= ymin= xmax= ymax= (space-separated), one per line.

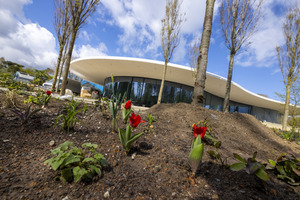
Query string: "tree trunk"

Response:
xmin=60 ymin=30 xmax=77 ymax=96
xmin=282 ymin=85 xmax=291 ymax=131
xmin=51 ymin=44 xmax=64 ymax=92
xmin=192 ymin=0 xmax=215 ymax=106
xmin=223 ymin=53 xmax=235 ymax=113
xmin=157 ymin=60 xmax=168 ymax=104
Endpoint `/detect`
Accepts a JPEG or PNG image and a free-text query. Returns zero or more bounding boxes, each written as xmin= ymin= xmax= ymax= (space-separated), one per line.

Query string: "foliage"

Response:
xmin=94 ymin=97 xmax=110 ymax=116
xmin=147 ymin=113 xmax=156 ymax=126
xmin=109 ymin=74 xmax=127 ymax=132
xmin=268 ymin=152 xmax=300 ymax=186
xmin=119 ymin=112 xmax=146 ymax=154
xmin=4 ymin=90 xmax=42 ymax=124
xmin=54 ymin=100 xmax=88 ymax=132
xmin=44 ymin=141 xmax=108 ymax=183
xmin=230 ymin=152 xmax=270 ymax=181
xmin=24 ymin=91 xmax=52 ymax=108
xmin=122 ymin=100 xmax=132 ymax=124
xmin=195 ymin=120 xmax=221 ymax=148
xmin=272 ymin=128 xmax=300 ymax=143
xmin=207 ymin=149 xmax=228 ymax=167
xmin=189 ymin=124 xmax=206 ymax=175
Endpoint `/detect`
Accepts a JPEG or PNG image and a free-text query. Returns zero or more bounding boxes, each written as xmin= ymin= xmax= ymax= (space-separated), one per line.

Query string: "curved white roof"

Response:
xmin=70 ymin=56 xmax=291 ymax=113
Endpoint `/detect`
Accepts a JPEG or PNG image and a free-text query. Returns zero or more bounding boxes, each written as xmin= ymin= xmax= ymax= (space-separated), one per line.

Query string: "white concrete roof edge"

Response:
xmin=70 ymin=56 xmax=300 ymax=113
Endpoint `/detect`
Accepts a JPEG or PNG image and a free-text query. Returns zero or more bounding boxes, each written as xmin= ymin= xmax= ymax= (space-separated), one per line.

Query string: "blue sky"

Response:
xmin=0 ymin=0 xmax=299 ymax=100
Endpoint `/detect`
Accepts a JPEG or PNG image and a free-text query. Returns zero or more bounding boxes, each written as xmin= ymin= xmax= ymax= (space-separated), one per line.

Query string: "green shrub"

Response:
xmin=44 ymin=141 xmax=108 ymax=183
xmin=54 ymin=100 xmax=88 ymax=132
xmin=268 ymin=152 xmax=300 ymax=186
xmin=230 ymin=152 xmax=270 ymax=181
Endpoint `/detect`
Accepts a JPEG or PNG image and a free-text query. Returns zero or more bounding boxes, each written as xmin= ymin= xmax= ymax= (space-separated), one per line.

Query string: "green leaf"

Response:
xmin=233 ymin=153 xmax=246 ymax=164
xmin=82 ymin=143 xmax=98 ymax=149
xmin=89 ymin=165 xmax=101 ymax=176
xmin=126 ymin=132 xmax=144 ymax=148
xmin=118 ymin=128 xmax=126 ymax=148
xmin=73 ymin=166 xmax=87 ymax=182
xmin=230 ymin=163 xmax=246 ymax=171
xmin=62 ymin=154 xmax=81 ymax=166
xmin=268 ymin=159 xmax=276 ymax=167
xmin=82 ymin=157 xmax=97 ymax=164
xmin=276 ymin=165 xmax=287 ymax=176
xmin=60 ymin=168 xmax=73 ymax=183
xmin=188 ymin=143 xmax=204 ymax=173
xmin=125 ymin=123 xmax=131 ymax=142
xmin=94 ymin=153 xmax=108 ymax=167
xmin=60 ymin=141 xmax=74 ymax=151
xmin=255 ymin=168 xmax=270 ymax=181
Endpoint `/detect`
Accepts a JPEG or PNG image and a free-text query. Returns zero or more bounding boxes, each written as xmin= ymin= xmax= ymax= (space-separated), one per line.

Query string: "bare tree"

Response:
xmin=219 ymin=0 xmax=263 ymax=112
xmin=52 ymin=0 xmax=72 ymax=92
xmin=189 ymin=38 xmax=201 ymax=82
xmin=60 ymin=0 xmax=100 ymax=95
xmin=157 ymin=0 xmax=184 ymax=104
xmin=277 ymin=7 xmax=300 ymax=130
xmin=192 ymin=0 xmax=216 ymax=105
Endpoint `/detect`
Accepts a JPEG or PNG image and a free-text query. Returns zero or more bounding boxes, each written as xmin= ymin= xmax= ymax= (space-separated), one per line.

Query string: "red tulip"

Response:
xmin=124 ymin=100 xmax=132 ymax=110
xmin=46 ymin=91 xmax=52 ymax=96
xmin=130 ymin=113 xmax=145 ymax=128
xmin=194 ymin=124 xmax=207 ymax=140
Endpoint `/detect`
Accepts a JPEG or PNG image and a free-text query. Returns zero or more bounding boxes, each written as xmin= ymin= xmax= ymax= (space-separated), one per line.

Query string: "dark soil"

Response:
xmin=0 ymin=90 xmax=300 ymax=200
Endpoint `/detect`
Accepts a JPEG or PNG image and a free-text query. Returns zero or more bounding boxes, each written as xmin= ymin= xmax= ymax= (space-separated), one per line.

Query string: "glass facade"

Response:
xmin=103 ymin=76 xmax=254 ymax=114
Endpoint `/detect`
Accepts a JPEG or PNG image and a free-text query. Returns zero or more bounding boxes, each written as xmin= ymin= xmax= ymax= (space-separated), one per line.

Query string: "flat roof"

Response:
xmin=70 ymin=56 xmax=297 ymax=114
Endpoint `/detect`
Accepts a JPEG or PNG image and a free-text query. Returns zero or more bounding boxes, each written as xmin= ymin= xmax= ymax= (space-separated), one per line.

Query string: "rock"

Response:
xmin=3 ymin=140 xmax=10 ymax=143
xmin=172 ymin=192 xmax=177 ymax=197
xmin=104 ymin=191 xmax=110 ymax=198
xmin=49 ymin=140 xmax=55 ymax=146
xmin=131 ymin=153 xmax=136 ymax=160
xmin=211 ymin=114 xmax=217 ymax=119
xmin=62 ymin=196 xmax=69 ymax=200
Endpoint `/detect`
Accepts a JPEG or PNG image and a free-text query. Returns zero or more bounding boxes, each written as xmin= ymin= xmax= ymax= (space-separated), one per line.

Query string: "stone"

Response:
xmin=62 ymin=196 xmax=69 ymax=200
xmin=104 ymin=191 xmax=110 ymax=198
xmin=131 ymin=153 xmax=136 ymax=160
xmin=49 ymin=140 xmax=55 ymax=146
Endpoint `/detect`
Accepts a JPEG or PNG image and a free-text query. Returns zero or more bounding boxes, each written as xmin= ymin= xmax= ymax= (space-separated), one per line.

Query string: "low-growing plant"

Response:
xmin=54 ymin=100 xmax=88 ymax=132
xmin=44 ymin=141 xmax=108 ymax=183
xmin=5 ymin=90 xmax=42 ymax=124
xmin=24 ymin=90 xmax=52 ymax=108
xmin=195 ymin=120 xmax=221 ymax=148
xmin=108 ymin=74 xmax=127 ymax=132
xmin=147 ymin=113 xmax=156 ymax=126
xmin=280 ymin=130 xmax=300 ymax=142
xmin=207 ymin=149 xmax=228 ymax=167
xmin=122 ymin=100 xmax=132 ymax=124
xmin=189 ymin=124 xmax=207 ymax=176
xmin=119 ymin=112 xmax=145 ymax=154
xmin=268 ymin=152 xmax=300 ymax=185
xmin=230 ymin=152 xmax=270 ymax=181
xmin=11 ymin=104 xmax=42 ymax=124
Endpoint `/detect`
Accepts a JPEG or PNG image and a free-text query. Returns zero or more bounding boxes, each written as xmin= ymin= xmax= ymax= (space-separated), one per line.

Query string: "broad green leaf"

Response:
xmin=277 ymin=174 xmax=295 ymax=183
xmin=82 ymin=143 xmax=98 ymax=149
xmin=230 ymin=163 xmax=246 ymax=171
xmin=62 ymin=154 xmax=81 ymax=166
xmin=83 ymin=157 xmax=97 ymax=164
xmin=268 ymin=159 xmax=276 ymax=167
xmin=233 ymin=153 xmax=246 ymax=164
xmin=276 ymin=165 xmax=287 ymax=176
xmin=89 ymin=165 xmax=101 ymax=176
xmin=126 ymin=132 xmax=144 ymax=148
xmin=125 ymin=124 xmax=131 ymax=142
xmin=94 ymin=153 xmax=108 ymax=166
xmin=60 ymin=141 xmax=74 ymax=151
xmin=246 ymin=161 xmax=263 ymax=174
xmin=60 ymin=168 xmax=73 ymax=183
xmin=118 ymin=128 xmax=126 ymax=148
xmin=73 ymin=166 xmax=87 ymax=182
xmin=255 ymin=168 xmax=270 ymax=181
xmin=188 ymin=143 xmax=204 ymax=173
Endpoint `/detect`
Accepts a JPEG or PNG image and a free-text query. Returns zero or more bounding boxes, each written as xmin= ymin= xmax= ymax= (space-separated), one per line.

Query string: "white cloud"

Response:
xmin=235 ymin=0 xmax=300 ymax=68
xmin=73 ymin=43 xmax=108 ymax=58
xmin=0 ymin=23 xmax=57 ymax=68
xmin=0 ymin=0 xmax=57 ymax=69
xmin=100 ymin=0 xmax=209 ymax=61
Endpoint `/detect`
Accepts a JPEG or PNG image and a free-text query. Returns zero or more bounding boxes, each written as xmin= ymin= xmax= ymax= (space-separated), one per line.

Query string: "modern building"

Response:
xmin=70 ymin=56 xmax=299 ymax=123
